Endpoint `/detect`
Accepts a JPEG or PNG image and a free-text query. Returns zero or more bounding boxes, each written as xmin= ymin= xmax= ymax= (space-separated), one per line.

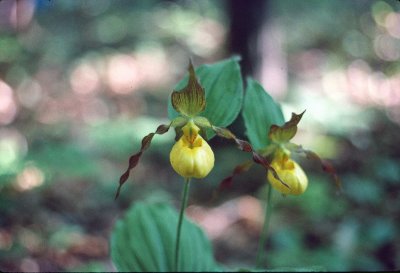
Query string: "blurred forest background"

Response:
xmin=1 ymin=0 xmax=400 ymax=271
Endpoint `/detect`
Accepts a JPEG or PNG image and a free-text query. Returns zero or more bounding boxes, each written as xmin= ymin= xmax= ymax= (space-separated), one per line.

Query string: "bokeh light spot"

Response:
xmin=15 ymin=163 xmax=45 ymax=192
xmin=374 ymin=34 xmax=400 ymax=61
xmin=16 ymin=78 xmax=43 ymax=109
xmin=0 ymin=128 xmax=28 ymax=172
xmin=371 ymin=1 xmax=393 ymax=26
xmin=385 ymin=12 xmax=400 ymax=39
xmin=0 ymin=80 xmax=18 ymax=125
xmin=187 ymin=19 xmax=226 ymax=57
xmin=70 ymin=62 xmax=100 ymax=95
xmin=106 ymin=54 xmax=139 ymax=94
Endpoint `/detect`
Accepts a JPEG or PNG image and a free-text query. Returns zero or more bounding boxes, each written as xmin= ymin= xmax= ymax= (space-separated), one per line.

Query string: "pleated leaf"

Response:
xmin=242 ymin=78 xmax=285 ymax=150
xmin=110 ymin=202 xmax=219 ymax=272
xmin=236 ymin=265 xmax=326 ymax=272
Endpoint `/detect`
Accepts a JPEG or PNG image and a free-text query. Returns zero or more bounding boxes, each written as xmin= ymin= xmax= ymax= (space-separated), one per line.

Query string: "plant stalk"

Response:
xmin=256 ymin=183 xmax=273 ymax=268
xmin=174 ymin=177 xmax=191 ymax=272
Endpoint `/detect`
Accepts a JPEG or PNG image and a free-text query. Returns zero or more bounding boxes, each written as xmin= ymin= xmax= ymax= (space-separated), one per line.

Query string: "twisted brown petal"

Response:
xmin=115 ymin=124 xmax=170 ymax=199
xmin=289 ymin=143 xmax=342 ymax=193
xmin=219 ymin=160 xmax=254 ymax=191
xmin=212 ymin=125 xmax=289 ymax=189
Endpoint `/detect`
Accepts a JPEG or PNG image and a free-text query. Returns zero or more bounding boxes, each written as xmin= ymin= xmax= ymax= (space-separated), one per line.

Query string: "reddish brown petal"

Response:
xmin=211 ymin=125 xmax=289 ymax=189
xmin=236 ymin=139 xmax=253 ymax=152
xmin=252 ymin=152 xmax=289 ymax=188
xmin=115 ymin=124 xmax=171 ymax=199
xmin=218 ymin=160 xmax=254 ymax=191
xmin=155 ymin=124 xmax=170 ymax=134
xmin=310 ymin=153 xmax=342 ymax=193
xmin=290 ymin=144 xmax=342 ymax=193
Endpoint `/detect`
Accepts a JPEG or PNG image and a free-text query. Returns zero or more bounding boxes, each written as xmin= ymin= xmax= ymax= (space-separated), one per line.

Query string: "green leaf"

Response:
xmin=242 ymin=78 xmax=284 ymax=150
xmin=168 ymin=57 xmax=243 ymax=139
xmin=235 ymin=266 xmax=326 ymax=272
xmin=110 ymin=201 xmax=219 ymax=272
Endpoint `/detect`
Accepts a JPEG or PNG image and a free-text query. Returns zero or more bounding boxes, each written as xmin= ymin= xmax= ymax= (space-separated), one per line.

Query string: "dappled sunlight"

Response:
xmin=15 ymin=164 xmax=45 ymax=192
xmin=153 ymin=2 xmax=227 ymax=58
xmin=70 ymin=62 xmax=100 ymax=96
xmin=374 ymin=34 xmax=400 ymax=61
xmin=130 ymin=50 xmax=171 ymax=92
xmin=0 ymin=0 xmax=35 ymax=31
xmin=186 ymin=18 xmax=226 ymax=57
xmin=106 ymin=54 xmax=140 ymax=94
xmin=258 ymin=21 xmax=287 ymax=99
xmin=0 ymin=80 xmax=18 ymax=125
xmin=0 ymin=128 xmax=27 ymax=173
xmin=70 ymin=48 xmax=173 ymax=97
xmin=385 ymin=12 xmax=400 ymax=38
xmin=322 ymin=60 xmax=400 ymax=109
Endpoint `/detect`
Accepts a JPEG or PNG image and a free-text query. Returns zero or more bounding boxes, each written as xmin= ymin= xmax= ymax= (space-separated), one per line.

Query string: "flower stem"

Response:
xmin=256 ymin=183 xmax=273 ymax=268
xmin=174 ymin=177 xmax=191 ymax=272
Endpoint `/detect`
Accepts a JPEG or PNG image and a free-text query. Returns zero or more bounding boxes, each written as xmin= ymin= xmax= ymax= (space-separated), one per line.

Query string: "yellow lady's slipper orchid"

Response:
xmin=117 ymin=60 xmax=287 ymax=199
xmin=170 ymin=121 xmax=214 ymax=179
xmin=267 ymin=153 xmax=308 ymax=195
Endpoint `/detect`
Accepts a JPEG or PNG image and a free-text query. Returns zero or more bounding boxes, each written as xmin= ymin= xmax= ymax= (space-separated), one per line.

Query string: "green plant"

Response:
xmin=111 ymin=57 xmax=338 ymax=272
